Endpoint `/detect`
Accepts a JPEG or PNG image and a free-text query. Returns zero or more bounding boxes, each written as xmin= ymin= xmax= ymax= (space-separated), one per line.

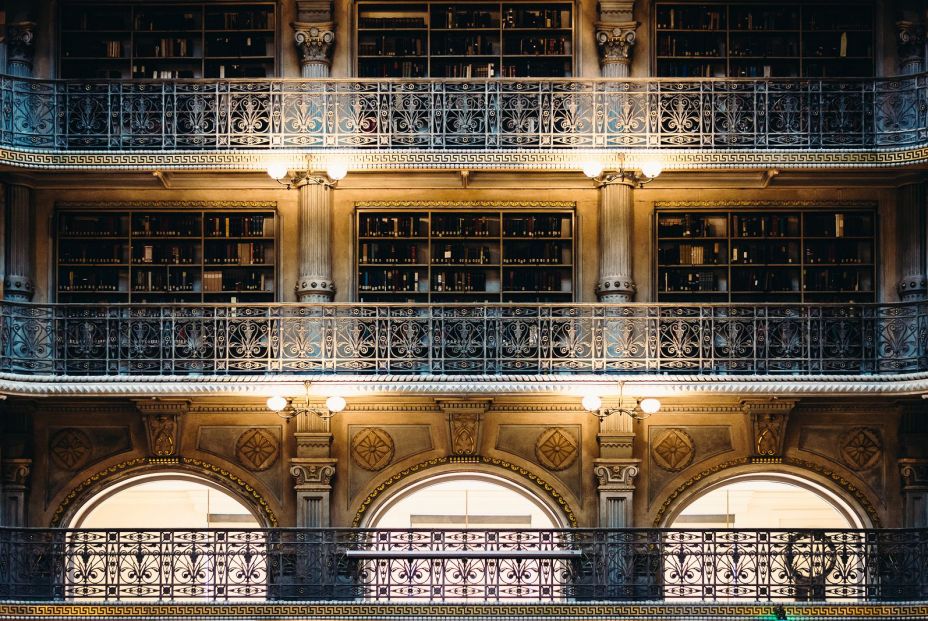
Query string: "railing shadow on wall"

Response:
xmin=1 ymin=302 xmax=927 ymax=377
xmin=0 ymin=528 xmax=925 ymax=602
xmin=1 ymin=74 xmax=926 ymax=153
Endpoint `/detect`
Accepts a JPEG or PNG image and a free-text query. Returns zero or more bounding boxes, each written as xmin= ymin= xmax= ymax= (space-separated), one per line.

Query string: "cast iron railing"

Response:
xmin=2 ymin=301 xmax=927 ymax=377
xmin=2 ymin=73 xmax=926 ymax=152
xmin=0 ymin=528 xmax=925 ymax=602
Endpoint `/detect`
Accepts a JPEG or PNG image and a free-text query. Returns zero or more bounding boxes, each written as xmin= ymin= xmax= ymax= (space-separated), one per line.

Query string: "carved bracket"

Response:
xmin=437 ymin=399 xmax=491 ymax=455
xmin=293 ymin=22 xmax=335 ymax=67
xmin=595 ymin=22 xmax=638 ymax=67
xmin=134 ymin=399 xmax=188 ymax=457
xmin=741 ymin=399 xmax=796 ymax=459
xmin=290 ymin=459 xmax=336 ymax=490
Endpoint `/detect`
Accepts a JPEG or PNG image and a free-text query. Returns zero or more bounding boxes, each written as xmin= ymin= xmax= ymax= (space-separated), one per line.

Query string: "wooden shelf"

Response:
xmin=59 ymin=2 xmax=277 ymax=79
xmin=655 ymin=207 xmax=876 ymax=303
xmin=56 ymin=204 xmax=277 ymax=303
xmin=356 ymin=1 xmax=573 ymax=77
xmin=356 ymin=206 xmax=575 ymax=303
xmin=655 ymin=2 xmax=874 ymax=78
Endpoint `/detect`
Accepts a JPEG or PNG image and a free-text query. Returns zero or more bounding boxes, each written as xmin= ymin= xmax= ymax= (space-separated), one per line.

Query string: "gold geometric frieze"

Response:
xmin=49 ymin=428 xmax=92 ymax=471
xmin=235 ymin=428 xmax=280 ymax=472
xmin=535 ymin=427 xmax=579 ymax=471
xmin=651 ymin=428 xmax=695 ymax=472
xmin=840 ymin=427 xmax=883 ymax=471
xmin=350 ymin=427 xmax=395 ymax=471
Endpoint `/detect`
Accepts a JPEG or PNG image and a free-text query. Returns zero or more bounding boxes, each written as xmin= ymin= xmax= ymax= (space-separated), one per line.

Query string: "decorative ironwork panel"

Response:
xmin=0 ymin=74 xmax=925 ymax=152
xmin=0 ymin=528 xmax=925 ymax=603
xmin=4 ymin=301 xmax=928 ymax=376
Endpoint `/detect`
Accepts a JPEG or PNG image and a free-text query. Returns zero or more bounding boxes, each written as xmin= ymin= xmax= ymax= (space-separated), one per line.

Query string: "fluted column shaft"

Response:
xmin=897 ymin=182 xmax=927 ymax=300
xmin=4 ymin=184 xmax=34 ymax=301
xmin=296 ymin=183 xmax=336 ymax=302
xmin=597 ymin=183 xmax=636 ymax=302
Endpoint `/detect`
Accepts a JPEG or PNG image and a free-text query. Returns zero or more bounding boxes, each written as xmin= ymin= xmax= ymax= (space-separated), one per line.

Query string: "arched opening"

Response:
xmin=365 ymin=472 xmax=562 ymax=529
xmin=69 ymin=472 xmax=261 ymax=529
xmin=357 ymin=471 xmax=571 ymax=601
xmin=669 ymin=474 xmax=860 ymax=529
xmin=63 ymin=472 xmax=267 ymax=601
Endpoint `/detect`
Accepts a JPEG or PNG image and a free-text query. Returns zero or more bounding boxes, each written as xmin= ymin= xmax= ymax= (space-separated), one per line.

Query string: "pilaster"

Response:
xmin=3 ymin=184 xmax=34 ymax=301
xmin=290 ymin=461 xmax=336 ymax=527
xmin=593 ymin=461 xmax=639 ymax=528
xmin=292 ymin=1 xmax=334 ymax=78
xmin=899 ymin=459 xmax=928 ymax=527
xmin=897 ymin=181 xmax=927 ymax=301
xmin=595 ymin=1 xmax=637 ymax=78
xmin=596 ymin=183 xmax=636 ymax=301
xmin=2 ymin=458 xmax=31 ymax=526
xmin=6 ymin=21 xmax=34 ymax=78
xmin=897 ymin=20 xmax=925 ymax=75
xmin=295 ymin=183 xmax=336 ymax=302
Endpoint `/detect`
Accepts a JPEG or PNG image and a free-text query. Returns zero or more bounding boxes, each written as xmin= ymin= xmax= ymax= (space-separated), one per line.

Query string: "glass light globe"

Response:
xmin=581 ymin=394 xmax=603 ymax=412
xmin=326 ymin=161 xmax=349 ymax=181
xmin=325 ymin=395 xmax=347 ymax=413
xmin=266 ymin=162 xmax=289 ymax=181
xmin=582 ymin=161 xmax=604 ymax=179
xmin=640 ymin=161 xmax=663 ymax=179
xmin=639 ymin=398 xmax=661 ymax=415
xmin=266 ymin=395 xmax=288 ymax=412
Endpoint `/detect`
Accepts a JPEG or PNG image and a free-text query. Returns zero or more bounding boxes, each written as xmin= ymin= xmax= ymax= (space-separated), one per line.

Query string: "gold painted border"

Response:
xmin=352 ymin=455 xmax=578 ymax=527
xmin=651 ymin=456 xmax=882 ymax=527
xmin=57 ymin=201 xmax=278 ymax=210
xmin=50 ymin=457 xmax=278 ymax=527
xmin=655 ymin=200 xmax=879 ymax=209
xmin=357 ymin=201 xmax=576 ymax=208
xmin=0 ymin=602 xmax=925 ymax=617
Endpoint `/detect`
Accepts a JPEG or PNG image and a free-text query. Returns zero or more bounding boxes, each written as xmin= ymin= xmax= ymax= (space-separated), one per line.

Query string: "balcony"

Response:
xmin=2 ymin=302 xmax=928 ymax=386
xmin=3 ymin=527 xmax=926 ymax=603
xmin=2 ymin=73 xmax=927 ymax=171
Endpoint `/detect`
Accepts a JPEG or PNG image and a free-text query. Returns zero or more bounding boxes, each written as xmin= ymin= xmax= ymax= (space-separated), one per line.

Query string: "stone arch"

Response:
xmin=50 ymin=457 xmax=278 ymax=527
xmin=650 ymin=458 xmax=879 ymax=528
xmin=352 ymin=456 xmax=578 ymax=527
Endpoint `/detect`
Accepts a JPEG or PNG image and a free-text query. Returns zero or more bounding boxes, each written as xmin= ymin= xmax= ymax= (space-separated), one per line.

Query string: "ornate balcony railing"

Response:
xmin=1 ymin=528 xmax=925 ymax=602
xmin=1 ymin=74 xmax=926 ymax=165
xmin=2 ymin=301 xmax=928 ymax=377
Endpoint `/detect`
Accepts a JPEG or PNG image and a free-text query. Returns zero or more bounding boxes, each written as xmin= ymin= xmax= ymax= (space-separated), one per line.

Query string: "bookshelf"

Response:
xmin=655 ymin=205 xmax=876 ymax=303
xmin=59 ymin=2 xmax=277 ymax=79
xmin=355 ymin=205 xmax=575 ymax=302
xmin=654 ymin=2 xmax=873 ymax=78
xmin=355 ymin=1 xmax=573 ymax=78
xmin=56 ymin=203 xmax=277 ymax=303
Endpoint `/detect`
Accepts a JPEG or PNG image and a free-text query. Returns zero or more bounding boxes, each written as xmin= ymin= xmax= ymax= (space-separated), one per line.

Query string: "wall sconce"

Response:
xmin=581 ymin=382 xmax=661 ymax=422
xmin=266 ymin=161 xmax=348 ymax=189
xmin=266 ymin=383 xmax=347 ymax=421
xmin=582 ymin=160 xmax=662 ymax=189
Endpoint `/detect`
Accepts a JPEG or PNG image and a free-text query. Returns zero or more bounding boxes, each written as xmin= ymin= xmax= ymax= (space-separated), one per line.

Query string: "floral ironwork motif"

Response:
xmin=535 ymin=427 xmax=579 ymax=471
xmin=351 ymin=428 xmax=395 ymax=471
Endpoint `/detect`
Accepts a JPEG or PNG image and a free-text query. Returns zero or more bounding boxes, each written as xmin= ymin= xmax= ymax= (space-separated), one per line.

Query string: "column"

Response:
xmin=6 ymin=21 xmax=34 ymax=77
xmin=595 ymin=2 xmax=637 ymax=79
xmin=290 ymin=412 xmax=335 ymax=527
xmin=897 ymin=181 xmax=927 ymax=300
xmin=900 ymin=459 xmax=928 ymax=527
xmin=292 ymin=1 xmax=335 ymax=79
xmin=896 ymin=19 xmax=925 ymax=75
xmin=4 ymin=184 xmax=34 ymax=301
xmin=595 ymin=401 xmax=639 ymax=527
xmin=295 ymin=183 xmax=336 ymax=302
xmin=2 ymin=459 xmax=31 ymax=526
xmin=596 ymin=183 xmax=636 ymax=302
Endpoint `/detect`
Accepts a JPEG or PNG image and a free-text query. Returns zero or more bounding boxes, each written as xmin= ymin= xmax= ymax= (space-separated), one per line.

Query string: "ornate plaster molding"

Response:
xmin=900 ymin=458 xmax=928 ymax=488
xmin=595 ymin=23 xmax=638 ymax=66
xmin=741 ymin=398 xmax=796 ymax=459
xmin=290 ymin=460 xmax=336 ymax=488
xmin=293 ymin=22 xmax=335 ymax=68
xmin=2 ymin=458 xmax=31 ymax=488
xmin=593 ymin=461 xmax=639 ymax=488
xmin=897 ymin=20 xmax=926 ymax=72
xmin=437 ymin=399 xmax=491 ymax=456
xmin=6 ymin=22 xmax=35 ymax=68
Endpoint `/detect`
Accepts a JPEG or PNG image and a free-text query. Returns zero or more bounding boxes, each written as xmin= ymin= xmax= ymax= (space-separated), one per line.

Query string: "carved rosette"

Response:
xmin=896 ymin=20 xmax=926 ymax=74
xmin=7 ymin=22 xmax=36 ymax=72
xmin=535 ymin=427 xmax=579 ymax=471
xmin=840 ymin=427 xmax=882 ymax=471
xmin=595 ymin=22 xmax=637 ymax=68
xmin=651 ymin=428 xmax=695 ymax=472
xmin=50 ymin=428 xmax=93 ymax=471
xmin=351 ymin=427 xmax=395 ymax=471
xmin=236 ymin=428 xmax=280 ymax=471
xmin=293 ymin=22 xmax=335 ymax=69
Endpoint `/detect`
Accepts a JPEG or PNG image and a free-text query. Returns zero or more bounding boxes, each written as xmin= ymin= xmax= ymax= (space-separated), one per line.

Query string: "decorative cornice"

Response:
xmin=4 ymin=147 xmax=928 ymax=172
xmin=292 ymin=22 xmax=335 ymax=67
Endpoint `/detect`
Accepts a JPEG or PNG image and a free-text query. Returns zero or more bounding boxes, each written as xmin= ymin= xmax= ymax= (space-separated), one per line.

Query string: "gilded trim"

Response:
xmin=357 ymin=201 xmax=576 ymax=208
xmin=651 ymin=456 xmax=882 ymax=527
xmin=352 ymin=456 xmax=578 ymax=527
xmin=50 ymin=457 xmax=278 ymax=527
xmin=57 ymin=201 xmax=278 ymax=210
xmin=0 ymin=602 xmax=924 ymax=617
xmin=655 ymin=200 xmax=879 ymax=209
